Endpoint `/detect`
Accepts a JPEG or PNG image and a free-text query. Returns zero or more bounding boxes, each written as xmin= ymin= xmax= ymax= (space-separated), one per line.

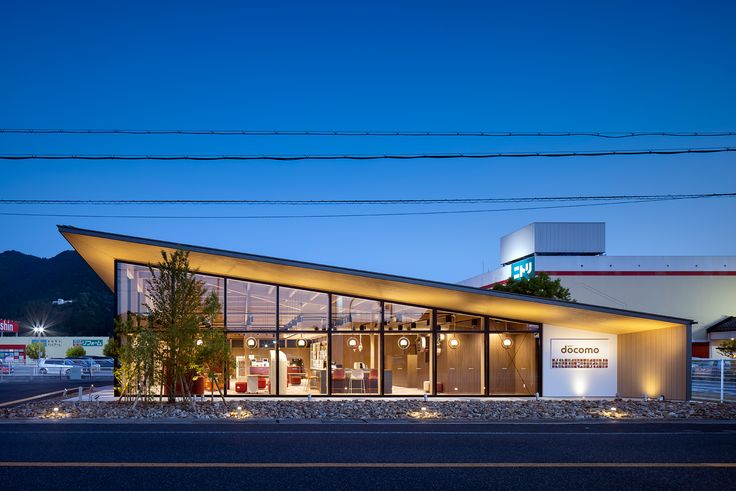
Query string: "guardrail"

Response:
xmin=0 ymin=366 xmax=114 ymax=381
xmin=692 ymin=358 xmax=736 ymax=402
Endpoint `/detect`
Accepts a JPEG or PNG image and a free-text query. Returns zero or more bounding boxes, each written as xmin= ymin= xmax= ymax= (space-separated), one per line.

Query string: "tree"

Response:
xmin=103 ymin=337 xmax=119 ymax=358
xmin=716 ymin=339 xmax=736 ymax=359
xmin=66 ymin=345 xmax=86 ymax=357
xmin=115 ymin=313 xmax=162 ymax=406
xmin=146 ymin=250 xmax=208 ymax=404
xmin=26 ymin=342 xmax=46 ymax=360
xmin=114 ymin=250 xmax=227 ymax=407
xmin=491 ymin=272 xmax=574 ymax=302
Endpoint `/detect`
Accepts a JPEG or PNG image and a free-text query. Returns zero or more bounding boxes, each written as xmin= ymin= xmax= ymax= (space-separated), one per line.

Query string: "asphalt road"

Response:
xmin=0 ymin=421 xmax=734 ymax=490
xmin=0 ymin=379 xmax=109 ymax=405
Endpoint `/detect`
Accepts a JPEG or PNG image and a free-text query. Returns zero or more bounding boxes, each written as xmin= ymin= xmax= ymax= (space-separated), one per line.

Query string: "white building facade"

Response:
xmin=460 ymin=222 xmax=736 ymax=359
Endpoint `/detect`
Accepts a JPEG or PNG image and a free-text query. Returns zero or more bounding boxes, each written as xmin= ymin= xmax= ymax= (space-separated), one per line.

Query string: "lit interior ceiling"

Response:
xmin=59 ymin=226 xmax=690 ymax=335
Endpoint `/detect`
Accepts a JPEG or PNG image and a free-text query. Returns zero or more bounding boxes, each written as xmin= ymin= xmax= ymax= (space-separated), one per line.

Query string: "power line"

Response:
xmin=0 ymin=195 xmax=728 ymax=220
xmin=1 ymin=192 xmax=734 ymax=206
xmin=1 ymin=128 xmax=735 ymax=138
xmin=1 ymin=147 xmax=735 ymax=161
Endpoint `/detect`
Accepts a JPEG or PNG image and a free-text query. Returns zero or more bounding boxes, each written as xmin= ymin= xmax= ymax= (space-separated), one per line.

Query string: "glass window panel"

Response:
xmin=330 ymin=333 xmax=380 ymax=394
xmin=384 ymin=333 xmax=432 ymax=395
xmin=490 ymin=318 xmax=539 ymax=331
xmin=384 ymin=302 xmax=432 ymax=332
xmin=279 ymin=287 xmax=328 ymax=331
xmin=117 ymin=263 xmax=154 ymax=316
xmin=279 ymin=332 xmax=328 ymax=395
xmin=228 ymin=333 xmax=277 ymax=395
xmin=488 ymin=332 xmax=538 ymax=395
xmin=436 ymin=332 xmax=484 ymax=395
xmin=227 ymin=279 xmax=277 ymax=330
xmin=195 ymin=274 xmax=225 ymax=328
xmin=331 ymin=295 xmax=381 ymax=331
xmin=437 ymin=311 xmax=484 ymax=331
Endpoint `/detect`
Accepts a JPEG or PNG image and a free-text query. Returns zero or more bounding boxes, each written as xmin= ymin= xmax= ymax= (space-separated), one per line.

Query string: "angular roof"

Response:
xmin=707 ymin=316 xmax=736 ymax=333
xmin=58 ymin=225 xmax=692 ymax=335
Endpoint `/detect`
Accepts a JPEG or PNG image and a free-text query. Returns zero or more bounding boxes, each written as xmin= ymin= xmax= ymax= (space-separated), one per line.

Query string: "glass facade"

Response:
xmin=436 ymin=311 xmax=485 ymax=394
xmin=117 ymin=263 xmax=154 ymax=315
xmin=279 ymin=287 xmax=328 ymax=331
xmin=488 ymin=320 xmax=540 ymax=396
xmin=116 ymin=261 xmax=541 ymax=397
xmin=332 ymin=295 xmax=380 ymax=331
xmin=226 ymin=279 xmax=276 ymax=330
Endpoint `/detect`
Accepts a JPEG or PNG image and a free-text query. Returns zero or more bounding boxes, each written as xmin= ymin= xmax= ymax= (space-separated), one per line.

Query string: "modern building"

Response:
xmin=459 ymin=222 xmax=736 ymax=359
xmin=60 ymin=225 xmax=692 ymax=399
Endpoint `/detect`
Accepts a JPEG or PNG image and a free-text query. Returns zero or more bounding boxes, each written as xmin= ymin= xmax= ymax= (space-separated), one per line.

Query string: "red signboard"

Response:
xmin=0 ymin=319 xmax=19 ymax=333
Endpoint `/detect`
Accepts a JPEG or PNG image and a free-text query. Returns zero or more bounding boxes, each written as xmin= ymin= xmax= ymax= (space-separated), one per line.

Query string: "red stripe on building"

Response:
xmin=544 ymin=271 xmax=736 ymax=277
xmin=479 ymin=270 xmax=736 ymax=289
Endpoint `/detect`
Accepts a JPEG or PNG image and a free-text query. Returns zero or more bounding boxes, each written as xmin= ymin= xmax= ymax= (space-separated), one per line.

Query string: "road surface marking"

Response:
xmin=0 ymin=462 xmax=733 ymax=468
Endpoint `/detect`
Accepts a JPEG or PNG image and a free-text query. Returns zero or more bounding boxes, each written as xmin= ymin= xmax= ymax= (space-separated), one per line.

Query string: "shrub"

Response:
xmin=66 ymin=345 xmax=86 ymax=357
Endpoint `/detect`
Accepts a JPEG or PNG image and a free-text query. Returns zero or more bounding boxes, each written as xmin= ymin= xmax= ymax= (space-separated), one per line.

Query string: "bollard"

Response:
xmin=89 ymin=385 xmax=94 ymax=401
xmin=307 ymin=394 xmax=312 ymax=402
xmin=423 ymin=393 xmax=428 ymax=403
xmin=78 ymin=386 xmax=83 ymax=401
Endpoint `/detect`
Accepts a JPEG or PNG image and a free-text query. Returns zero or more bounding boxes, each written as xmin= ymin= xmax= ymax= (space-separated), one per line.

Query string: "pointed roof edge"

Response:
xmin=57 ymin=224 xmax=694 ymax=327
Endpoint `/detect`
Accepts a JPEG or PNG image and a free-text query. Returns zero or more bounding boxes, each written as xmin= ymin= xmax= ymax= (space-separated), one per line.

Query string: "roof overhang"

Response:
xmin=58 ymin=225 xmax=692 ymax=335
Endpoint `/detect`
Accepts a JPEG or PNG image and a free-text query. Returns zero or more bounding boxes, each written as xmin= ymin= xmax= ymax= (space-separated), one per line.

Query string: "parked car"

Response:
xmin=0 ymin=361 xmax=13 ymax=374
xmin=38 ymin=358 xmax=75 ymax=375
xmin=94 ymin=358 xmax=114 ymax=369
xmin=67 ymin=357 xmax=101 ymax=374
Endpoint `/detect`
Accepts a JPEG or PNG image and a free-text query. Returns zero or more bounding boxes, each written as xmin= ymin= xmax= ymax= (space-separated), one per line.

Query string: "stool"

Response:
xmin=235 ymin=381 xmax=247 ymax=393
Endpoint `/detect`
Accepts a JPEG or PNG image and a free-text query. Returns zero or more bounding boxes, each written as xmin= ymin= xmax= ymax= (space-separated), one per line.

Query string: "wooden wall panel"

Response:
xmin=489 ymin=333 xmax=538 ymax=395
xmin=617 ymin=326 xmax=687 ymax=400
xmin=436 ymin=333 xmax=484 ymax=394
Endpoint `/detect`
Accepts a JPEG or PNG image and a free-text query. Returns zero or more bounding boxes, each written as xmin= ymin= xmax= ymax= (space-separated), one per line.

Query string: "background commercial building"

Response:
xmin=459 ymin=222 xmax=736 ymax=359
xmin=0 ymin=336 xmax=108 ymax=363
xmin=61 ymin=225 xmax=692 ymax=399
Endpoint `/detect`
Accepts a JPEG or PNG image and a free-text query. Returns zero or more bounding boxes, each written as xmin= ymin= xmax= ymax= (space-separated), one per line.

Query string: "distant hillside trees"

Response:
xmin=0 ymin=250 xmax=114 ymax=336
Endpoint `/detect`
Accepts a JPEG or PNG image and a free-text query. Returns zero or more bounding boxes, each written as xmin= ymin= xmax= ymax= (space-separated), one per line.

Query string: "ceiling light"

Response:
xmin=502 ymin=338 xmax=513 ymax=349
xmin=449 ymin=338 xmax=459 ymax=349
xmin=245 ymin=337 xmax=258 ymax=349
xmin=296 ymin=339 xmax=307 ymax=348
xmin=398 ymin=337 xmax=410 ymax=350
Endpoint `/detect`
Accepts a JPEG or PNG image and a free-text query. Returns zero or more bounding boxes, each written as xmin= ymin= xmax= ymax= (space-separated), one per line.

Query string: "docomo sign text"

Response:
xmin=560 ymin=345 xmax=600 ymax=354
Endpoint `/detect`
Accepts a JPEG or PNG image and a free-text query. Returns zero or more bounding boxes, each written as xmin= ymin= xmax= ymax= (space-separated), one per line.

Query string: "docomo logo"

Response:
xmin=550 ymin=338 xmax=609 ymax=362
xmin=0 ymin=319 xmax=19 ymax=333
xmin=560 ymin=345 xmax=600 ymax=354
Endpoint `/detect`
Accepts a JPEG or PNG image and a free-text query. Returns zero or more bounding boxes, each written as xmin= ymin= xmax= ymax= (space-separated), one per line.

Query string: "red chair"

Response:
xmin=249 ymin=366 xmax=270 ymax=389
xmin=332 ymin=368 xmax=346 ymax=393
xmin=368 ymin=369 xmax=379 ymax=393
xmin=287 ymin=366 xmax=303 ymax=386
xmin=235 ymin=381 xmax=247 ymax=393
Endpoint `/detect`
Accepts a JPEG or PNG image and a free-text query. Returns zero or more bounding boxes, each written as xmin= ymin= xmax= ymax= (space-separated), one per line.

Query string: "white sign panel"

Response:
xmin=550 ymin=338 xmax=609 ymax=369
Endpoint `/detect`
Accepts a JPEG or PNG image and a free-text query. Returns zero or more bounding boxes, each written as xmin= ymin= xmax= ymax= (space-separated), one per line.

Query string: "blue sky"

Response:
xmin=1 ymin=0 xmax=735 ymax=282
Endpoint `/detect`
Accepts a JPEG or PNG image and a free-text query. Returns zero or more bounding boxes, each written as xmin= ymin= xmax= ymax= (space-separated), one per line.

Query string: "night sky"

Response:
xmin=1 ymin=1 xmax=735 ymax=282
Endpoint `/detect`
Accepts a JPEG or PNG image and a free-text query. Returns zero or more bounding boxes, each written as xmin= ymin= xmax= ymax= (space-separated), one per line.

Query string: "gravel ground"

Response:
xmin=3 ymin=398 xmax=736 ymax=420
